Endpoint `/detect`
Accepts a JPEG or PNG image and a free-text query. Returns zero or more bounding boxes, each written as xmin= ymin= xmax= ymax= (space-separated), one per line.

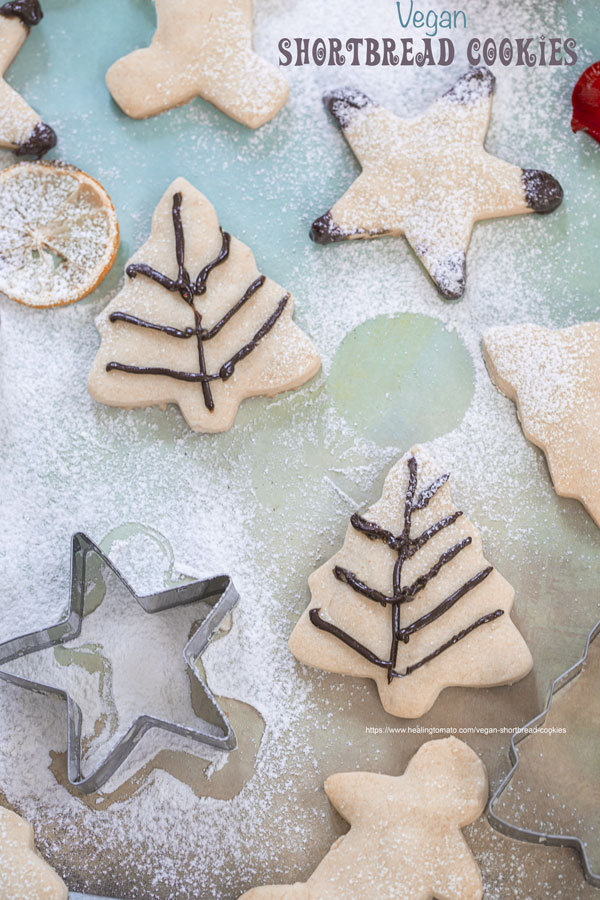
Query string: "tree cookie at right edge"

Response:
xmin=106 ymin=0 xmax=289 ymax=129
xmin=483 ymin=322 xmax=600 ymax=526
xmin=310 ymin=66 xmax=563 ymax=300
xmin=289 ymin=446 xmax=532 ymax=717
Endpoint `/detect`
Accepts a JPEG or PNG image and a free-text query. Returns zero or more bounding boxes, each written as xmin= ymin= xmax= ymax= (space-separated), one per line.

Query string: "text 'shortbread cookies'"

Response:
xmin=106 ymin=0 xmax=289 ymax=128
xmin=0 ymin=805 xmax=67 ymax=900
xmin=88 ymin=177 xmax=321 ymax=432
xmin=289 ymin=446 xmax=532 ymax=718
xmin=240 ymin=738 xmax=488 ymax=900
xmin=483 ymin=322 xmax=600 ymax=527
xmin=310 ymin=66 xmax=563 ymax=300
xmin=0 ymin=0 xmax=56 ymax=156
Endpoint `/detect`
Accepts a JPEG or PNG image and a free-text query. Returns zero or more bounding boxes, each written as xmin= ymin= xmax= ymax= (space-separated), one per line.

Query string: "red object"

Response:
xmin=572 ymin=61 xmax=600 ymax=144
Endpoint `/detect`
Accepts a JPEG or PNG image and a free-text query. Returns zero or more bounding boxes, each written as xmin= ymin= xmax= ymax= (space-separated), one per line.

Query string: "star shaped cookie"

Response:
xmin=0 ymin=0 xmax=56 ymax=156
xmin=0 ymin=533 xmax=239 ymax=792
xmin=240 ymin=738 xmax=488 ymax=900
xmin=310 ymin=66 xmax=563 ymax=300
xmin=483 ymin=322 xmax=600 ymax=527
xmin=0 ymin=806 xmax=67 ymax=900
xmin=106 ymin=0 xmax=289 ymax=128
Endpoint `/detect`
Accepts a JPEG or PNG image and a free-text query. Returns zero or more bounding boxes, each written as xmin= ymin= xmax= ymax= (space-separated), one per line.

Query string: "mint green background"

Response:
xmin=7 ymin=0 xmax=599 ymax=326
xmin=1 ymin=1 xmax=600 ymax=898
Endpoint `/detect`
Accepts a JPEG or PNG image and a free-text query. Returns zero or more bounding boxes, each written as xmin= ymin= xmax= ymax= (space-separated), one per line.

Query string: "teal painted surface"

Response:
xmin=2 ymin=1 xmax=599 ymax=898
xmin=327 ymin=313 xmax=474 ymax=447
xmin=5 ymin=0 xmax=597 ymax=328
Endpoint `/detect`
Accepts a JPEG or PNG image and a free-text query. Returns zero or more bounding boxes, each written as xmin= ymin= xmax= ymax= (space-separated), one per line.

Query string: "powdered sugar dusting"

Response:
xmin=0 ymin=0 xmax=599 ymax=898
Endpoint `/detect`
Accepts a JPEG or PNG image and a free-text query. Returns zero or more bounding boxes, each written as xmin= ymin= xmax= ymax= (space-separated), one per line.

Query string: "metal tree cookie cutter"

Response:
xmin=0 ymin=532 xmax=240 ymax=793
xmin=488 ymin=619 xmax=600 ymax=887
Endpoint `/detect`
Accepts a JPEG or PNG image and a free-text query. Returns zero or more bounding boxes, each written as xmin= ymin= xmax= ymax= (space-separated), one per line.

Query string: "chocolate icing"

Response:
xmin=310 ymin=211 xmax=347 ymax=245
xmin=444 ymin=65 xmax=495 ymax=103
xmin=433 ymin=250 xmax=466 ymax=301
xmin=310 ymin=456 xmax=503 ymax=681
xmin=15 ymin=121 xmax=56 ymax=158
xmin=107 ymin=192 xmax=288 ymax=412
xmin=522 ymin=169 xmax=564 ymax=214
xmin=323 ymin=87 xmax=375 ymax=128
xmin=0 ymin=0 xmax=42 ymax=27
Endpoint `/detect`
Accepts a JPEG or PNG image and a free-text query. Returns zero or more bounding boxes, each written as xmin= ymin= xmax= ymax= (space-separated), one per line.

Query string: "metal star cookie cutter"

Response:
xmin=0 ymin=532 xmax=240 ymax=793
xmin=488 ymin=619 xmax=600 ymax=887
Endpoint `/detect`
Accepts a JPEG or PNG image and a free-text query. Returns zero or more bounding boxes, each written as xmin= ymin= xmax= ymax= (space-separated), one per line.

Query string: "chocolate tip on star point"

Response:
xmin=0 ymin=0 xmax=43 ymax=27
xmin=323 ymin=87 xmax=375 ymax=128
xmin=16 ymin=121 xmax=57 ymax=158
xmin=522 ymin=169 xmax=563 ymax=214
xmin=433 ymin=251 xmax=467 ymax=301
xmin=444 ymin=66 xmax=495 ymax=104
xmin=310 ymin=212 xmax=346 ymax=245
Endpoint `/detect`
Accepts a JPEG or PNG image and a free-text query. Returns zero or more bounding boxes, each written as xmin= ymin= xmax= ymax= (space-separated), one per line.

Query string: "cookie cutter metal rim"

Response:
xmin=488 ymin=618 xmax=600 ymax=887
xmin=0 ymin=532 xmax=240 ymax=793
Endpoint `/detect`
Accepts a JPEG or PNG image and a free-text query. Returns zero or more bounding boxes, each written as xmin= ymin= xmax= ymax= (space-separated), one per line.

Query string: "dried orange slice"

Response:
xmin=0 ymin=161 xmax=119 ymax=307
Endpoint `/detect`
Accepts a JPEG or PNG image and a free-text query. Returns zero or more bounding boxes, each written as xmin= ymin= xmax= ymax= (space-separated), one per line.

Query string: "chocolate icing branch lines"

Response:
xmin=334 ymin=538 xmax=472 ymax=609
xmin=310 ymin=456 xmax=502 ymax=683
xmin=194 ymin=306 xmax=213 ymax=410
xmin=406 ymin=511 xmax=463 ymax=559
xmin=401 ymin=538 xmax=472 ymax=601
xmin=105 ymin=363 xmax=220 ymax=384
xmin=350 ymin=514 xmax=399 ymax=548
xmin=398 ymin=567 xmax=493 ymax=640
xmin=125 ymin=193 xmax=202 ymax=300
xmin=107 ymin=191 xmax=288 ymax=411
xmin=219 ymin=295 xmax=289 ymax=381
xmin=172 ymin=190 xmax=192 ymax=299
xmin=106 ymin=296 xmax=289 ymax=387
xmin=108 ymin=312 xmax=197 ymax=340
xmin=309 ymin=609 xmax=391 ymax=672
xmin=194 ymin=229 xmax=230 ymax=295
xmin=413 ymin=472 xmax=450 ymax=511
xmin=397 ymin=610 xmax=504 ymax=679
xmin=309 ymin=606 xmax=505 ymax=680
xmin=126 ymin=260 xmax=180 ymax=294
xmin=403 ymin=454 xmax=419 ymax=538
xmin=204 ymin=276 xmax=265 ymax=340
xmin=333 ymin=566 xmax=394 ymax=607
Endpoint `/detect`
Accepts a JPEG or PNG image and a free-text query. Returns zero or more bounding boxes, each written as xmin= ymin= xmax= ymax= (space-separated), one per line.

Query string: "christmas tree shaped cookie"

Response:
xmin=483 ymin=323 xmax=600 ymax=527
xmin=106 ymin=0 xmax=289 ymax=128
xmin=88 ymin=178 xmax=320 ymax=432
xmin=240 ymin=738 xmax=488 ymax=900
xmin=289 ymin=447 xmax=532 ymax=717
xmin=0 ymin=805 xmax=67 ymax=899
xmin=0 ymin=0 xmax=56 ymax=156
xmin=310 ymin=66 xmax=563 ymax=300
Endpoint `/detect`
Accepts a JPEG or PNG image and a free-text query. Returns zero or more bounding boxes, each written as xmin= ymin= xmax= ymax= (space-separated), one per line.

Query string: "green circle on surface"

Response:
xmin=327 ymin=313 xmax=474 ymax=447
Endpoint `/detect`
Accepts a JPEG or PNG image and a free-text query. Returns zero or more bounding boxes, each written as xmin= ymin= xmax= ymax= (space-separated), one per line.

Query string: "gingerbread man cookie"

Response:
xmin=0 ymin=0 xmax=56 ymax=156
xmin=240 ymin=738 xmax=488 ymax=900
xmin=483 ymin=322 xmax=600 ymax=527
xmin=88 ymin=177 xmax=321 ymax=432
xmin=0 ymin=805 xmax=67 ymax=900
xmin=106 ymin=0 xmax=289 ymax=128
xmin=310 ymin=66 xmax=563 ymax=300
xmin=289 ymin=446 xmax=532 ymax=718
